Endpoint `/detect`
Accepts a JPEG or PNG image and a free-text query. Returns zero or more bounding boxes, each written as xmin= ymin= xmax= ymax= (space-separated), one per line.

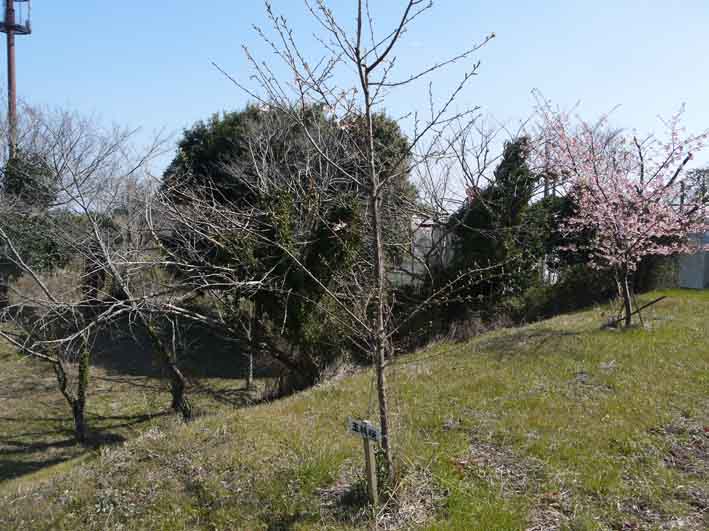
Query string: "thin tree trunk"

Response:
xmin=73 ymin=349 xmax=90 ymax=443
xmin=247 ymin=351 xmax=254 ymax=390
xmin=169 ymin=364 xmax=192 ymax=420
xmin=71 ymin=401 xmax=87 ymax=443
xmin=374 ymin=330 xmax=392 ymax=475
xmin=246 ymin=304 xmax=255 ymax=390
xmin=144 ymin=322 xmax=192 ymax=420
xmin=363 ymin=80 xmax=394 ymax=480
xmin=622 ymin=271 xmax=633 ymax=327
xmin=54 ymin=354 xmax=91 ymax=444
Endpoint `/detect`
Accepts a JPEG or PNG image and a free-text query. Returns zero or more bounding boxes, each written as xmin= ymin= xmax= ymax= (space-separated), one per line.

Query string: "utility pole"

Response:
xmin=5 ymin=0 xmax=16 ymax=158
xmin=0 ymin=1 xmax=30 ymax=309
xmin=0 ymin=1 xmax=31 ymax=160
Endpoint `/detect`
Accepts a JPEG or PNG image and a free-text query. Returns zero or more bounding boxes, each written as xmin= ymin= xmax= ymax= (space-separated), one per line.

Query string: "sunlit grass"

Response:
xmin=1 ymin=290 xmax=707 ymax=530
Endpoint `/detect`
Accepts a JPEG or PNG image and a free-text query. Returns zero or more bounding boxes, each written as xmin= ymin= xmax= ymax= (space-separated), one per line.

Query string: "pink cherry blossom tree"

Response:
xmin=538 ymin=102 xmax=708 ymax=327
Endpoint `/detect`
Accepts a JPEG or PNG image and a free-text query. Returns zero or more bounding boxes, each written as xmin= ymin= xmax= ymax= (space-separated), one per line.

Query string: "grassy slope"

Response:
xmin=0 ymin=337 xmax=260 ymax=484
xmin=1 ymin=290 xmax=707 ymax=530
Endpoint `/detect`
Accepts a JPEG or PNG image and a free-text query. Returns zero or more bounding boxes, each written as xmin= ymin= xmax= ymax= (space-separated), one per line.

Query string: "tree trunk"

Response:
xmin=73 ymin=349 xmax=90 ymax=443
xmin=168 ymin=364 xmax=192 ymax=420
xmin=72 ymin=401 xmax=87 ymax=444
xmin=144 ymin=322 xmax=192 ymax=420
xmin=54 ymin=353 xmax=91 ymax=444
xmin=363 ymin=81 xmax=394 ymax=480
xmin=622 ymin=272 xmax=633 ymax=328
xmin=246 ymin=305 xmax=255 ymax=390
xmin=374 ymin=330 xmax=392 ymax=477
xmin=615 ymin=268 xmax=634 ymax=328
xmin=247 ymin=351 xmax=254 ymax=390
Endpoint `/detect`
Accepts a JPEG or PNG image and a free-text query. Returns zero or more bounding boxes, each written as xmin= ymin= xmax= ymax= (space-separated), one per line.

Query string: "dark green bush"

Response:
xmin=634 ymin=255 xmax=678 ymax=292
xmin=520 ymin=266 xmax=616 ymax=322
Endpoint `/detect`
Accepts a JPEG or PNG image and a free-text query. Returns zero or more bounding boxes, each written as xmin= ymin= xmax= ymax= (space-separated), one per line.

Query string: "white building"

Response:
xmin=388 ymin=216 xmax=453 ymax=288
xmin=678 ymin=233 xmax=709 ymax=289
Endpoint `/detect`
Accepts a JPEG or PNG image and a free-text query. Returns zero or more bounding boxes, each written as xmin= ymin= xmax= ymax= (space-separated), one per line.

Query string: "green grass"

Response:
xmin=0 ymin=335 xmax=262 ymax=487
xmin=1 ymin=290 xmax=708 ymax=530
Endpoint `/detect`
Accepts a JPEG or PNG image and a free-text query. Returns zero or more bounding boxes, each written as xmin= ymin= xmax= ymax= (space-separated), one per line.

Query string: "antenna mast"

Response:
xmin=0 ymin=0 xmax=31 ymax=159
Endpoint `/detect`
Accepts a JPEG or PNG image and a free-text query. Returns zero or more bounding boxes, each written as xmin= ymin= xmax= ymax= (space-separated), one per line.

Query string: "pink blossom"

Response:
xmin=538 ymin=103 xmax=708 ymax=277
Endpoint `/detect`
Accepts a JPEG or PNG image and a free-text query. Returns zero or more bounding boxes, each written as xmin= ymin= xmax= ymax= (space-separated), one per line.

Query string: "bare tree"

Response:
xmin=151 ymin=106 xmax=363 ymax=393
xmin=0 ymin=106 xmax=174 ymax=439
xmin=196 ymin=0 xmax=499 ymax=481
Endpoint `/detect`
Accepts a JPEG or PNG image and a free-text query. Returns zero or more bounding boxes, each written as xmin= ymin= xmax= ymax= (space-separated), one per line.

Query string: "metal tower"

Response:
xmin=0 ymin=0 xmax=31 ymax=159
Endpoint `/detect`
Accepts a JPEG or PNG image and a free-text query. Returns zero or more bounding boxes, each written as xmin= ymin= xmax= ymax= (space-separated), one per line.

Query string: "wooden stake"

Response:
xmin=362 ymin=423 xmax=378 ymax=507
xmin=602 ymin=296 xmax=666 ymax=329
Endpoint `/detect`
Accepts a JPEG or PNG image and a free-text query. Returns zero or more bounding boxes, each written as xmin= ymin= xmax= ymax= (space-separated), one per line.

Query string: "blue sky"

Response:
xmin=9 ymin=1 xmax=709 ymax=170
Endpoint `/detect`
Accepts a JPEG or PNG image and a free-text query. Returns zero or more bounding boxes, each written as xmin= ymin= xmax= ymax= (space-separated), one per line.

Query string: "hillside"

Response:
xmin=0 ymin=319 xmax=274 ymax=483
xmin=1 ymin=291 xmax=708 ymax=530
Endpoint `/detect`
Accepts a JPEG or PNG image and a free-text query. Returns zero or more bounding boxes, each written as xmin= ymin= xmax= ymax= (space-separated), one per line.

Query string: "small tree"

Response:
xmin=445 ymin=137 xmax=541 ymax=317
xmin=207 ymin=0 xmax=498 ymax=482
xmin=539 ymin=103 xmax=708 ymax=326
xmin=0 ymin=106 xmax=169 ymax=439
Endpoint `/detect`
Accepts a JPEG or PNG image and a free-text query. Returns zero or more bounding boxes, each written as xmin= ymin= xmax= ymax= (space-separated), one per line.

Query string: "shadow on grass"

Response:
xmin=477 ymin=327 xmax=584 ymax=359
xmin=0 ymin=317 xmax=282 ymax=484
xmin=0 ymin=411 xmax=170 ymax=482
xmin=91 ymin=374 xmax=165 ymax=392
xmin=0 ymin=456 xmax=73 ymax=483
xmin=189 ymin=380 xmax=257 ymax=409
xmin=90 ymin=316 xmax=282 ymax=381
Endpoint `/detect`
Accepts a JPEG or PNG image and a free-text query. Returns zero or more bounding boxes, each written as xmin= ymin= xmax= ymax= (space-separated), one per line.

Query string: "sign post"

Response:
xmin=347 ymin=418 xmax=380 ymax=506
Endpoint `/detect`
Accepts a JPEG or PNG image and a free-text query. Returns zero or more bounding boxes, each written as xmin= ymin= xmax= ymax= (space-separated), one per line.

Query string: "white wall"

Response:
xmin=679 ymin=234 xmax=707 ymax=289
